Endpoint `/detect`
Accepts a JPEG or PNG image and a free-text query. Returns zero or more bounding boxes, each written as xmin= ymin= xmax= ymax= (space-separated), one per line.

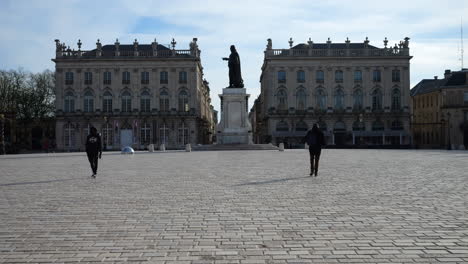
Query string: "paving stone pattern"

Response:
xmin=0 ymin=149 xmax=468 ymax=263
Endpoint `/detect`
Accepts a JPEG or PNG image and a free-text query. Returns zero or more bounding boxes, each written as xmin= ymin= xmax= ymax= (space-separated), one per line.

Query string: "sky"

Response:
xmin=0 ymin=0 xmax=467 ymax=114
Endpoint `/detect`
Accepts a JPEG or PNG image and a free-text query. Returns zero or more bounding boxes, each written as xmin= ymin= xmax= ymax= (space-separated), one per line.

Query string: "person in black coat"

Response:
xmin=303 ymin=123 xmax=326 ymax=176
xmin=85 ymin=127 xmax=102 ymax=178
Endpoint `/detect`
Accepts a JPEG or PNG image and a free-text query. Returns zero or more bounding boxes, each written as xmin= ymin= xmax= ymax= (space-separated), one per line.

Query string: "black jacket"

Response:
xmin=85 ymin=133 xmax=102 ymax=153
xmin=303 ymin=129 xmax=325 ymax=148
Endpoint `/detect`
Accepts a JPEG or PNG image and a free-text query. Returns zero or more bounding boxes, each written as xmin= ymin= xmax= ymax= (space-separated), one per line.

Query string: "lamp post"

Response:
xmin=447 ymin=112 xmax=451 ymax=150
xmin=103 ymin=116 xmax=108 ymax=151
xmin=359 ymin=113 xmax=364 ymax=146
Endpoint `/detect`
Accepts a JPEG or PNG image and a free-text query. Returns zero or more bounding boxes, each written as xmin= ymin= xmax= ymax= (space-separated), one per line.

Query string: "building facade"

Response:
xmin=411 ymin=69 xmax=468 ymax=150
xmin=252 ymin=37 xmax=412 ymax=148
xmin=53 ymin=38 xmax=215 ymax=151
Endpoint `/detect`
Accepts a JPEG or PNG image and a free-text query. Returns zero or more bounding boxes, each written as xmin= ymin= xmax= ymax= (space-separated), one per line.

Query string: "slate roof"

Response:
xmin=80 ymin=44 xmax=191 ymax=58
xmin=410 ymin=70 xmax=468 ymax=96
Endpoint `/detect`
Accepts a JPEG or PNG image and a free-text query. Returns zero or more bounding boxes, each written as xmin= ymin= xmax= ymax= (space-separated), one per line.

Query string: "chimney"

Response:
xmin=434 ymin=76 xmax=438 ymax=80
xmin=444 ymin=69 xmax=452 ymax=79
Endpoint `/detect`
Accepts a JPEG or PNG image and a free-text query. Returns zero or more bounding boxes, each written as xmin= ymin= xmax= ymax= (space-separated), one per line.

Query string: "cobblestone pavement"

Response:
xmin=1 ymin=149 xmax=468 ymax=264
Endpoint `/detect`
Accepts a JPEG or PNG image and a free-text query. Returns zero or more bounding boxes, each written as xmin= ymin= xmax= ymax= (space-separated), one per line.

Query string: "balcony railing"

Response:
xmin=56 ymin=49 xmax=197 ymax=59
xmin=267 ymin=47 xmax=408 ymax=58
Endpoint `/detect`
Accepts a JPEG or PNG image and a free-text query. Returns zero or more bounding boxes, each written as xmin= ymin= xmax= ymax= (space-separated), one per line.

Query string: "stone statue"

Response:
xmin=222 ymin=45 xmax=244 ymax=88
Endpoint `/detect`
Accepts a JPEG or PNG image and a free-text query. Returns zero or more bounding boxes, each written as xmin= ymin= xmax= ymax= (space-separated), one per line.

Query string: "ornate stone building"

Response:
xmin=411 ymin=69 xmax=468 ymax=150
xmin=53 ymin=38 xmax=215 ymax=151
xmin=252 ymin=37 xmax=412 ymax=147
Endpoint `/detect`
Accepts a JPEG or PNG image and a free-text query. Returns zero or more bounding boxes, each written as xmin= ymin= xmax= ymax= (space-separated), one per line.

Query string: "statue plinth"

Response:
xmin=216 ymin=88 xmax=252 ymax=144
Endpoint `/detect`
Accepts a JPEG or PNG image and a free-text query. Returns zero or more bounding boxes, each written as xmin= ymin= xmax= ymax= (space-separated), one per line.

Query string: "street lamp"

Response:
xmin=359 ymin=113 xmax=364 ymax=146
xmin=447 ymin=112 xmax=451 ymax=150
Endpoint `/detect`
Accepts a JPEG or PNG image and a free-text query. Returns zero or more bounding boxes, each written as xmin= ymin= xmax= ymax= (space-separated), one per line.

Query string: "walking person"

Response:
xmin=85 ymin=127 xmax=102 ymax=178
xmin=303 ymin=123 xmax=326 ymax=176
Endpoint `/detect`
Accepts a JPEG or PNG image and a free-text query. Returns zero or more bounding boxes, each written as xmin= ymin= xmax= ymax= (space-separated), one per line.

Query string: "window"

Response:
xmin=316 ymin=70 xmax=324 ymax=83
xmin=317 ymin=89 xmax=326 ymax=110
xmin=177 ymin=123 xmax=189 ymax=145
xmin=141 ymin=72 xmax=149 ymax=84
xmin=160 ymin=90 xmax=169 ymax=111
xmin=102 ymin=123 xmax=113 ymax=147
xmin=160 ymin=71 xmax=168 ymax=84
xmin=179 ymin=71 xmax=187 ymax=84
xmin=317 ymin=121 xmax=327 ymax=132
xmin=354 ymin=70 xmax=362 ymax=82
xmin=335 ymin=70 xmax=343 ymax=83
xmin=122 ymin=71 xmax=130 ymax=84
xmin=64 ymin=92 xmax=75 ymax=112
xmin=103 ymin=71 xmax=111 ymax=85
xmin=277 ymin=89 xmax=287 ymax=110
xmin=334 ymin=89 xmax=344 ymax=109
xmin=83 ymin=91 xmax=94 ymax=112
xmin=372 ymin=89 xmax=382 ymax=110
xmin=373 ymin=70 xmax=381 ymax=82
xmin=295 ymin=121 xmax=308 ymax=132
xmin=278 ymin=71 xmax=286 ymax=83
xmin=296 ymin=88 xmax=306 ymax=110
xmin=464 ymin=92 xmax=468 ymax=104
xmin=159 ymin=123 xmax=169 ymax=144
xmin=297 ymin=70 xmax=305 ymax=83
xmin=64 ymin=123 xmax=76 ymax=148
xmin=121 ymin=91 xmax=132 ymax=112
xmin=140 ymin=122 xmax=151 ymax=146
xmin=178 ymin=90 xmax=189 ymax=112
xmin=372 ymin=120 xmax=384 ymax=131
xmin=276 ymin=121 xmax=289 ymax=132
xmin=65 ymin=72 xmax=74 ymax=85
xmin=392 ymin=69 xmax=401 ymax=82
xmin=140 ymin=91 xmax=151 ymax=112
xmin=103 ymin=91 xmax=113 ymax=112
xmin=84 ymin=72 xmax=92 ymax=85
xmin=391 ymin=89 xmax=401 ymax=110
xmin=353 ymin=89 xmax=363 ymax=110
xmin=391 ymin=120 xmax=403 ymax=130
xmin=334 ymin=121 xmax=346 ymax=132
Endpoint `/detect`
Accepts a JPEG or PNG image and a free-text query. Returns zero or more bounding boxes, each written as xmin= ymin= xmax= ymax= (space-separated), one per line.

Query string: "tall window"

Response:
xmin=296 ymin=88 xmax=306 ymax=110
xmin=140 ymin=122 xmax=151 ymax=146
xmin=122 ymin=71 xmax=130 ymax=84
xmin=121 ymin=91 xmax=132 ymax=112
xmin=373 ymin=70 xmax=381 ymax=82
xmin=178 ymin=90 xmax=189 ymax=112
xmin=159 ymin=123 xmax=169 ymax=144
xmin=160 ymin=71 xmax=168 ymax=84
xmin=64 ymin=123 xmax=76 ymax=148
xmin=391 ymin=120 xmax=403 ymax=130
xmin=84 ymin=72 xmax=92 ymax=85
xmin=392 ymin=69 xmax=401 ymax=82
xmin=297 ymin=70 xmax=305 ymax=83
xmin=178 ymin=123 xmax=189 ymax=145
xmin=65 ymin=72 xmax=74 ymax=85
xmin=277 ymin=89 xmax=287 ymax=110
xmin=464 ymin=92 xmax=468 ymax=104
xmin=160 ymin=90 xmax=169 ymax=111
xmin=317 ymin=89 xmax=326 ymax=110
xmin=334 ymin=88 xmax=344 ymax=109
xmin=335 ymin=70 xmax=343 ymax=83
xmin=391 ymin=89 xmax=401 ymax=110
xmin=354 ymin=70 xmax=362 ymax=82
xmin=140 ymin=91 xmax=151 ymax=112
xmin=276 ymin=121 xmax=289 ymax=132
xmin=103 ymin=91 xmax=113 ymax=112
xmin=372 ymin=89 xmax=382 ymax=110
xmin=278 ymin=71 xmax=286 ymax=83
xmin=103 ymin=71 xmax=111 ymax=85
xmin=316 ymin=70 xmax=324 ymax=83
xmin=102 ymin=123 xmax=113 ymax=147
xmin=83 ymin=91 xmax=94 ymax=112
xmin=372 ymin=120 xmax=384 ymax=131
xmin=353 ymin=89 xmax=363 ymax=110
xmin=295 ymin=121 xmax=308 ymax=132
xmin=179 ymin=71 xmax=187 ymax=84
xmin=141 ymin=71 xmax=149 ymax=84
xmin=64 ymin=92 xmax=75 ymax=112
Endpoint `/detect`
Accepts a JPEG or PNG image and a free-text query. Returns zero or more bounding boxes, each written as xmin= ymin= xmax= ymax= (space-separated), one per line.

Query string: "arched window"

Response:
xmin=317 ymin=89 xmax=327 ymax=110
xmin=391 ymin=88 xmax=401 ymax=110
xmin=178 ymin=122 xmax=189 ymax=145
xmin=121 ymin=91 xmax=132 ymax=112
xmin=335 ymin=70 xmax=343 ymax=83
xmin=372 ymin=89 xmax=382 ymax=110
xmin=296 ymin=88 xmax=306 ymax=110
xmin=277 ymin=89 xmax=287 ymax=110
xmin=372 ymin=120 xmax=384 ymax=131
xmin=140 ymin=91 xmax=151 ymax=112
xmin=103 ymin=91 xmax=113 ymax=112
xmin=64 ymin=91 xmax=75 ymax=112
xmin=159 ymin=122 xmax=169 ymax=144
xmin=178 ymin=90 xmax=189 ymax=112
xmin=316 ymin=70 xmax=324 ymax=83
xmin=160 ymin=90 xmax=169 ymax=111
xmin=353 ymin=89 xmax=363 ymax=110
xmin=391 ymin=120 xmax=403 ymax=130
xmin=334 ymin=121 xmax=346 ymax=131
xmin=102 ymin=123 xmax=113 ymax=147
xmin=140 ymin=122 xmax=151 ymax=145
xmin=276 ymin=121 xmax=289 ymax=132
xmin=297 ymin=70 xmax=305 ymax=83
xmin=295 ymin=121 xmax=308 ymax=132
xmin=334 ymin=88 xmax=344 ymax=110
xmin=64 ymin=123 xmax=76 ymax=148
xmin=83 ymin=91 xmax=94 ymax=112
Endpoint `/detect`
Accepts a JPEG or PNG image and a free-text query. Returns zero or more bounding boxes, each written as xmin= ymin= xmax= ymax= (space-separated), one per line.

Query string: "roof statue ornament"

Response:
xmin=288 ymin=37 xmax=294 ymax=48
xmin=77 ymin=39 xmax=82 ymax=51
xmin=403 ymin=37 xmax=410 ymax=48
xmin=171 ymin=38 xmax=177 ymax=50
xmin=364 ymin=37 xmax=369 ymax=47
xmin=383 ymin=37 xmax=388 ymax=48
xmin=114 ymin=38 xmax=120 ymax=49
xmin=222 ymin=45 xmax=244 ymax=88
xmin=267 ymin=38 xmax=272 ymax=50
xmin=307 ymin=37 xmax=313 ymax=48
xmin=345 ymin=37 xmax=350 ymax=47
xmin=327 ymin=37 xmax=332 ymax=48
xmin=55 ymin=39 xmax=61 ymax=52
xmin=133 ymin=39 xmax=138 ymax=50
xmin=96 ymin=39 xmax=102 ymax=51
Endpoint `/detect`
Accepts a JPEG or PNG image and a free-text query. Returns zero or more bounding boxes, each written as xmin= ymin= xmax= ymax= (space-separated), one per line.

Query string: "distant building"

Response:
xmin=52 ymin=38 xmax=215 ymax=151
xmin=411 ymin=69 xmax=468 ymax=150
xmin=252 ymin=37 xmax=412 ymax=148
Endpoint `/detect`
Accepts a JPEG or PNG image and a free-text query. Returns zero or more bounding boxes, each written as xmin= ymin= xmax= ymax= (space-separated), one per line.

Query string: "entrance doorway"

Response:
xmin=120 ymin=129 xmax=133 ymax=149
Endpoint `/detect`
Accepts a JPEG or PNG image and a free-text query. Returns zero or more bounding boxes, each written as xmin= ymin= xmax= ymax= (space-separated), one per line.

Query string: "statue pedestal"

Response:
xmin=217 ymin=88 xmax=252 ymax=144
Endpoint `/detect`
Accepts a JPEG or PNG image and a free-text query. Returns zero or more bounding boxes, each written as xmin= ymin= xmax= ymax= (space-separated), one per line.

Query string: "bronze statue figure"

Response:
xmin=222 ymin=45 xmax=244 ymax=88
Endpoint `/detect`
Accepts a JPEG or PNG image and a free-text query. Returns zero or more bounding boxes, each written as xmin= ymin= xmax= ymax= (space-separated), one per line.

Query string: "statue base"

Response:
xmin=216 ymin=88 xmax=252 ymax=144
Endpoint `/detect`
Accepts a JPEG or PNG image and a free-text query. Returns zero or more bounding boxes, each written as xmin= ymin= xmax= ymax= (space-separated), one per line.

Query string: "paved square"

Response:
xmin=1 ymin=149 xmax=468 ymax=263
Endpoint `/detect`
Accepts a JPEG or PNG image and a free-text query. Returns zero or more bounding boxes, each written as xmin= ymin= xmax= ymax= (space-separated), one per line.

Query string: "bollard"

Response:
xmin=304 ymin=143 xmax=309 ymax=149
xmin=148 ymin=144 xmax=154 ymax=152
xmin=279 ymin=143 xmax=284 ymax=152
xmin=185 ymin=144 xmax=191 ymax=152
xmin=160 ymin=144 xmax=166 ymax=152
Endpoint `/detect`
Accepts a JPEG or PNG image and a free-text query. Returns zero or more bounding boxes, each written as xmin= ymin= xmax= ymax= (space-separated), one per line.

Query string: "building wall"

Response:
xmin=412 ymin=91 xmax=444 ymax=148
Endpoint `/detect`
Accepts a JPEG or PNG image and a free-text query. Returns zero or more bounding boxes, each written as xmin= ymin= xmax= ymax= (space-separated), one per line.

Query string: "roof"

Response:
xmin=80 ymin=44 xmax=191 ymax=58
xmin=292 ymin=43 xmax=379 ymax=49
xmin=445 ymin=71 xmax=467 ymax=86
xmin=410 ymin=70 xmax=468 ymax=96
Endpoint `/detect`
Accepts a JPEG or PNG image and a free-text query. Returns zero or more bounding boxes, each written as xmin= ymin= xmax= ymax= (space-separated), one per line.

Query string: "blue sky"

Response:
xmin=0 ymin=0 xmax=467 ymax=113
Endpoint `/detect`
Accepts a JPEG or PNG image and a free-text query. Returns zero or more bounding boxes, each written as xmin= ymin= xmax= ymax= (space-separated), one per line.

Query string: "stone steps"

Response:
xmin=193 ymin=144 xmax=279 ymax=151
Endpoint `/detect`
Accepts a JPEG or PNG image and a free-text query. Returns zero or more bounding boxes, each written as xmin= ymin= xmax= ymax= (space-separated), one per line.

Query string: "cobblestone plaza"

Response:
xmin=1 ymin=149 xmax=467 ymax=263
